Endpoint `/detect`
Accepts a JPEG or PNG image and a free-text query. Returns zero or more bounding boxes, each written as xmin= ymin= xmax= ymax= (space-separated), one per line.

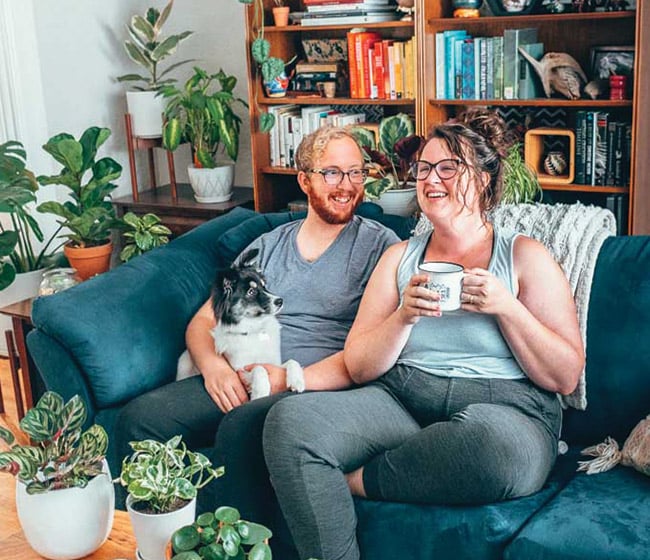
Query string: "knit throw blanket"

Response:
xmin=413 ymin=202 xmax=617 ymax=410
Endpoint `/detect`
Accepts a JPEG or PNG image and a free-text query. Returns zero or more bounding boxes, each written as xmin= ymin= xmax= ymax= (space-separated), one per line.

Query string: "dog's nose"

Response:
xmin=274 ymin=297 xmax=283 ymax=307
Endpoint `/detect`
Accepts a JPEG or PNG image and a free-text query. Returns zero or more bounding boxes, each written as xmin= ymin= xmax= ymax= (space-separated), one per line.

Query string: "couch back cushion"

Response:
xmin=31 ymin=207 xmax=256 ymax=409
xmin=563 ymin=235 xmax=650 ymax=445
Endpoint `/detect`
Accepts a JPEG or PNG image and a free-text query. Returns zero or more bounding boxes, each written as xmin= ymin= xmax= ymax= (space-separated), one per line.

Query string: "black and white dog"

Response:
xmin=176 ymin=249 xmax=304 ymax=400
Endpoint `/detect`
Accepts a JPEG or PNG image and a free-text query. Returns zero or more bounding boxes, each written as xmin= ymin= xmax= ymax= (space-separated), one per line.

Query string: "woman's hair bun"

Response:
xmin=454 ymin=108 xmax=513 ymax=158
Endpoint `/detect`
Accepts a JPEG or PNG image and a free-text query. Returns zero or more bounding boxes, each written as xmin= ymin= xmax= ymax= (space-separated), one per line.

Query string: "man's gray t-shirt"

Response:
xmin=240 ymin=215 xmax=400 ymax=367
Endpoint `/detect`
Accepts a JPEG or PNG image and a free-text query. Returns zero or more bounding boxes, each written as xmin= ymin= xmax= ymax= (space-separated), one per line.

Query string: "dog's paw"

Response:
xmin=250 ymin=365 xmax=272 ymax=400
xmin=284 ymin=360 xmax=305 ymax=393
xmin=176 ymin=350 xmax=198 ymax=381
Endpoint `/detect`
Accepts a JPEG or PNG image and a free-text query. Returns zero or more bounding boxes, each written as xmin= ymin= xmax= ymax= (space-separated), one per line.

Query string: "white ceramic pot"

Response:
xmin=127 ymin=495 xmax=196 ymax=560
xmin=15 ymin=461 xmax=114 ymax=560
xmin=0 ymin=269 xmax=44 ymax=354
xmin=374 ymin=186 xmax=418 ymax=217
xmin=126 ymin=91 xmax=166 ymax=138
xmin=187 ymin=163 xmax=235 ymax=203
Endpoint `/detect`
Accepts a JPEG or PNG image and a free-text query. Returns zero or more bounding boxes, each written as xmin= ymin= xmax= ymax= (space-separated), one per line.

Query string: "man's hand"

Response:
xmin=203 ymin=367 xmax=249 ymax=413
xmin=238 ymin=363 xmax=288 ymax=395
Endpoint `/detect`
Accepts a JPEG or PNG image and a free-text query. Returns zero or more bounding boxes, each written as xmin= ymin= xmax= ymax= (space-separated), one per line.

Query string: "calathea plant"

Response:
xmin=169 ymin=507 xmax=273 ymax=560
xmin=0 ymin=391 xmax=108 ymax=494
xmin=351 ymin=113 xmax=424 ymax=200
xmin=117 ymin=0 xmax=193 ymax=92
xmin=117 ymin=435 xmax=223 ymax=514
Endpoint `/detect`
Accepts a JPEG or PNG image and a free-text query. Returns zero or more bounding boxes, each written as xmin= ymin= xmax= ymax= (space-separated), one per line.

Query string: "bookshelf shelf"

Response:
xmin=261 ymin=96 xmax=415 ymax=106
xmin=265 ymin=21 xmax=414 ymax=32
xmin=263 ymin=166 xmax=299 ymax=175
xmin=421 ymin=1 xmax=648 ymax=234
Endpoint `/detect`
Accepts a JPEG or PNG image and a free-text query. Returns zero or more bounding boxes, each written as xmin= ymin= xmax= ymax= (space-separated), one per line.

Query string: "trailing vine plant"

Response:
xmin=238 ymin=0 xmax=291 ymax=132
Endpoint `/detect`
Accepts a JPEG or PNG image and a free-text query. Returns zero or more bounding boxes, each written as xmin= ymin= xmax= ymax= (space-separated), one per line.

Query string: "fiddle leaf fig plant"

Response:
xmin=0 ymin=391 xmax=109 ymax=494
xmin=350 ymin=113 xmax=424 ymax=200
xmin=116 ymin=435 xmax=224 ymax=514
xmin=169 ymin=506 xmax=273 ymax=560
xmin=117 ymin=0 xmax=194 ymax=91
xmin=119 ymin=212 xmax=172 ymax=262
xmin=36 ymin=127 xmax=123 ymax=248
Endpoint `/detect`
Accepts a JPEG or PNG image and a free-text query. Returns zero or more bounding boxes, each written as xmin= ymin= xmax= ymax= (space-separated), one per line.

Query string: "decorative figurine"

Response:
xmin=543 ymin=151 xmax=568 ymax=176
xmin=518 ymin=48 xmax=588 ymax=100
xmin=396 ymin=0 xmax=415 ymax=21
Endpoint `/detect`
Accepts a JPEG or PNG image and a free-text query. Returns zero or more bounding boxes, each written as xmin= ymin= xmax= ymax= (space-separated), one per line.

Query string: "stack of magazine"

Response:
xmin=301 ymin=0 xmax=399 ymax=27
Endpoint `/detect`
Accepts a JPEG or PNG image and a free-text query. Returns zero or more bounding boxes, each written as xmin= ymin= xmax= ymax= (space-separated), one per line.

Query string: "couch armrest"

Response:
xmin=29 ymin=207 xmax=257 ymax=410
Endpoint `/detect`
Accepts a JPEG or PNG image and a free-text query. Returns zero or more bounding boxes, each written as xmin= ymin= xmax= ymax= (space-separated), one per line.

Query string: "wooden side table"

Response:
xmin=0 ymin=298 xmax=35 ymax=420
xmin=113 ymin=184 xmax=254 ymax=238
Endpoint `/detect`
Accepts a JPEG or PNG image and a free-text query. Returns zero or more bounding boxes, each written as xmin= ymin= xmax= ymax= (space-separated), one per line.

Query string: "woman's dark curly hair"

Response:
xmin=425 ymin=108 xmax=514 ymax=218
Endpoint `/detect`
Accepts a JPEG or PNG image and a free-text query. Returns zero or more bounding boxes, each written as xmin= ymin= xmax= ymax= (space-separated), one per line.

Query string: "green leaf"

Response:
xmin=248 ymin=542 xmax=272 ymax=560
xmin=259 ymin=113 xmax=275 ymax=133
xmin=119 ymin=244 xmax=138 ymax=263
xmin=251 ymin=38 xmax=270 ymax=64
xmin=0 ymin=230 xmax=18 ymax=258
xmin=215 ymin=506 xmax=241 ymax=524
xmin=151 ymin=31 xmax=193 ymax=62
xmin=131 ymin=14 xmax=156 ymax=43
xmin=238 ymin=522 xmax=272 ymax=545
xmin=196 ymin=512 xmax=215 ymax=527
xmin=42 ymin=137 xmax=82 ymax=174
xmin=163 ymin=117 xmax=182 ymax=151
xmin=124 ymin=41 xmax=154 ymax=74
xmin=261 ymin=57 xmax=285 ymax=83
xmin=171 ymin=524 xmax=201 ymax=552
xmin=0 ymin=262 xmax=17 ymax=290
xmin=364 ymin=177 xmax=395 ymax=199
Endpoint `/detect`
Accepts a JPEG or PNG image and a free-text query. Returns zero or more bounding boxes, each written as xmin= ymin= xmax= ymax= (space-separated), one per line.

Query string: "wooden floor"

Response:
xmin=0 ymin=357 xmax=27 ymax=446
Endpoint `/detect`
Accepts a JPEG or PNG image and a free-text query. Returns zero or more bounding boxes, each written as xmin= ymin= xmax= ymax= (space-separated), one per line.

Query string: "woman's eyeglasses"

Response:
xmin=409 ymin=159 xmax=464 ymax=181
xmin=309 ymin=167 xmax=369 ymax=186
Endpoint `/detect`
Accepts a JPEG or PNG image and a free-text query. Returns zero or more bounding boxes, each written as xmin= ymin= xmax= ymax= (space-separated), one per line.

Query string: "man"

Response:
xmin=114 ymin=125 xmax=400 ymax=556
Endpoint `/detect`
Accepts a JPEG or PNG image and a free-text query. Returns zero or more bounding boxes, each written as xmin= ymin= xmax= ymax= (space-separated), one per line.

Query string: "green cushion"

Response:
xmin=504 ymin=468 xmax=650 ymax=560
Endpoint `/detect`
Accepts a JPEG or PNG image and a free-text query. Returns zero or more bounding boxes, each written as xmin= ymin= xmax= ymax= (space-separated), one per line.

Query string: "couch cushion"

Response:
xmin=355 ymin=452 xmax=578 ymax=560
xmin=504 ymin=468 xmax=650 ymax=560
xmin=30 ymin=207 xmax=257 ymax=409
xmin=563 ymin=235 xmax=650 ymax=446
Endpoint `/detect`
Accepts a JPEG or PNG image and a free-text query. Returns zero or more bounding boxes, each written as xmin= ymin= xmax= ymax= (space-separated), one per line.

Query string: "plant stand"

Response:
xmin=125 ymin=113 xmax=179 ymax=203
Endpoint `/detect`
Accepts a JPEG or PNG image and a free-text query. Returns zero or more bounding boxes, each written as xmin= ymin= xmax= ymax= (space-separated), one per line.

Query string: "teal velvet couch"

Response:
xmin=26 ymin=205 xmax=650 ymax=560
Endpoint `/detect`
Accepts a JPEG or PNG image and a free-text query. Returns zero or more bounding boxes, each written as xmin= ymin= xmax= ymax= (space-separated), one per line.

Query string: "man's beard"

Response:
xmin=307 ymin=186 xmax=363 ymax=224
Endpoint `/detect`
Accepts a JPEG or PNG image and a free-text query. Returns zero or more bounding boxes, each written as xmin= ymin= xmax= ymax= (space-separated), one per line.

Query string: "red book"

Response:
xmin=356 ymin=32 xmax=381 ymax=99
xmin=347 ymin=31 xmax=360 ymax=98
xmin=373 ymin=41 xmax=385 ymax=99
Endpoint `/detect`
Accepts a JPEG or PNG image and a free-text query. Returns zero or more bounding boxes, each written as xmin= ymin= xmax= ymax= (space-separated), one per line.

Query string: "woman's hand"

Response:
xmin=398 ymin=273 xmax=442 ymax=324
xmin=461 ymin=268 xmax=516 ymax=316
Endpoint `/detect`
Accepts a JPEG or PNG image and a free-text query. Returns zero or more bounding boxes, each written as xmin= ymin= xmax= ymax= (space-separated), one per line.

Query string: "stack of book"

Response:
xmin=301 ymin=0 xmax=399 ymax=27
xmin=292 ymin=61 xmax=340 ymax=94
xmin=347 ymin=29 xmax=415 ymax=99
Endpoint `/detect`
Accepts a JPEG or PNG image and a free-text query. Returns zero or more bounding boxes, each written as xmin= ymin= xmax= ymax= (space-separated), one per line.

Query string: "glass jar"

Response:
xmin=39 ymin=268 xmax=80 ymax=296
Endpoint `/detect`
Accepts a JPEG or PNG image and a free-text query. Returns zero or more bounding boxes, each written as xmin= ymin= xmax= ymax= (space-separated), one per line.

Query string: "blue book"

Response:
xmin=460 ymin=39 xmax=476 ymax=100
xmin=444 ymin=30 xmax=468 ymax=100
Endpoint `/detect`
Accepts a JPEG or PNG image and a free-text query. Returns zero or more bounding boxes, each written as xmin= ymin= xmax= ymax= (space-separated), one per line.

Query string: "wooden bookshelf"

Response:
xmin=421 ymin=2 xmax=649 ymax=234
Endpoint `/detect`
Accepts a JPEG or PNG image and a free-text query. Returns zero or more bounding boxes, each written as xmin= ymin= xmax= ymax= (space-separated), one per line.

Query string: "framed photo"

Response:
xmin=589 ymin=45 xmax=635 ymax=80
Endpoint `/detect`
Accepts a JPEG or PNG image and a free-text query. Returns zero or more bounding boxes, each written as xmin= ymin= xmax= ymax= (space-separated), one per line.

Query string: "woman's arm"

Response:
xmin=463 ymin=237 xmax=585 ymax=394
xmin=344 ymin=242 xmax=441 ymax=383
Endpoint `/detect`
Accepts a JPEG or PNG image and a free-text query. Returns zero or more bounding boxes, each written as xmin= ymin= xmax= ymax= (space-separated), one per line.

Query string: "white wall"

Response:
xmin=21 ymin=0 xmax=252 ymax=200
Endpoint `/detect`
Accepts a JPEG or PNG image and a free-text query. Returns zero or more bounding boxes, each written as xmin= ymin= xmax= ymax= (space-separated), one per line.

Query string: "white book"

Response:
xmin=307 ymin=3 xmax=394 ymax=13
xmin=300 ymin=105 xmax=332 ymax=135
xmin=268 ymin=104 xmax=299 ymax=167
xmin=301 ymin=12 xmax=399 ymax=26
xmin=290 ymin=115 xmax=304 ymax=167
xmin=435 ymin=32 xmax=445 ymax=99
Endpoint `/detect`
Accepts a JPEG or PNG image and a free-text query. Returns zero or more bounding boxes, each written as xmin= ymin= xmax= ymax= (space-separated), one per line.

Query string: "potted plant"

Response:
xmin=0 ymin=391 xmax=113 ymax=560
xmin=37 ymin=126 xmax=123 ymax=280
xmin=116 ymin=435 xmax=223 ymax=560
xmin=350 ymin=113 xmax=424 ymax=217
xmin=161 ymin=66 xmax=248 ymax=203
xmin=167 ymin=506 xmax=272 ymax=560
xmin=501 ymin=142 xmax=543 ymax=203
xmin=271 ymin=0 xmax=290 ymax=27
xmin=119 ymin=212 xmax=172 ymax=262
xmin=117 ymin=0 xmax=194 ymax=138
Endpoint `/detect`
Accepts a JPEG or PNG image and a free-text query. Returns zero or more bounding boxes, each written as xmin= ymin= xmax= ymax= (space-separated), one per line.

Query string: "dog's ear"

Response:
xmin=238 ymin=248 xmax=259 ymax=269
xmin=211 ymin=268 xmax=234 ymax=321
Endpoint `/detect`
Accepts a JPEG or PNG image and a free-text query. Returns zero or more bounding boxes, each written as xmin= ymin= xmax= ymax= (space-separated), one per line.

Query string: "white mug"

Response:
xmin=418 ymin=261 xmax=464 ymax=311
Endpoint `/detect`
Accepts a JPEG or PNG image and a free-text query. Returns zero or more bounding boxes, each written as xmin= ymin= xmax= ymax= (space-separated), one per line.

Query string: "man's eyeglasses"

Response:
xmin=409 ymin=159 xmax=464 ymax=181
xmin=309 ymin=167 xmax=369 ymax=186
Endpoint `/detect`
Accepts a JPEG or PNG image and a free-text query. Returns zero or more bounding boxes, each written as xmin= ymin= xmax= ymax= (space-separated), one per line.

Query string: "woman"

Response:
xmin=263 ymin=109 xmax=585 ymax=560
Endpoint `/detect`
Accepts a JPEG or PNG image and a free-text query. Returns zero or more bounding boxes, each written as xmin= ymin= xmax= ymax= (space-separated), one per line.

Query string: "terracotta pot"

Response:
xmin=272 ymin=6 xmax=290 ymax=26
xmin=63 ymin=242 xmax=113 ymax=281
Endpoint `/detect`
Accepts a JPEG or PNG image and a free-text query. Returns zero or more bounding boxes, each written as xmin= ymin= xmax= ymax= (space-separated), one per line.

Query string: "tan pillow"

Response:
xmin=577 ymin=414 xmax=650 ymax=476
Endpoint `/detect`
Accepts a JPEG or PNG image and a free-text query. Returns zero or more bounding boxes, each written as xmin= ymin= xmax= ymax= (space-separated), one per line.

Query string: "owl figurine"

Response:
xmin=518 ymin=49 xmax=588 ymax=100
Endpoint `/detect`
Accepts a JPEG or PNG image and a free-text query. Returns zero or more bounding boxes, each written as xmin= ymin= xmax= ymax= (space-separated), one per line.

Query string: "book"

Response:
xmin=593 ymin=111 xmax=609 ymax=186
xmin=300 ymin=12 xmax=398 ymax=26
xmin=502 ymin=27 xmax=537 ymax=100
xmin=268 ymin=104 xmax=299 ymax=167
xmin=435 ymin=32 xmax=446 ymax=99
xmin=295 ymin=62 xmax=340 ymax=73
xmin=373 ymin=41 xmax=386 ymax=99
xmin=443 ymin=30 xmax=469 ymax=101
xmin=574 ymin=110 xmax=586 ymax=185
xmin=584 ymin=110 xmax=596 ymax=185
xmin=493 ymin=36 xmax=504 ymax=99
xmin=460 ymin=39 xmax=475 ymax=100
xmin=517 ymin=42 xmax=544 ymax=99
xmin=306 ymin=2 xmax=395 ymax=12
xmin=303 ymin=0 xmax=390 ymax=4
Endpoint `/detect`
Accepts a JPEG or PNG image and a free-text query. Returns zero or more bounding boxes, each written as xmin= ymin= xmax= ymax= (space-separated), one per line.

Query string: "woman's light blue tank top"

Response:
xmin=396 ymin=229 xmax=526 ymax=380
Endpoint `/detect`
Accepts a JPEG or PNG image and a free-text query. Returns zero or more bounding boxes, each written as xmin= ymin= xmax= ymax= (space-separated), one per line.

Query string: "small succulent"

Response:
xmin=119 ymin=212 xmax=172 ymax=262
xmin=116 ymin=435 xmax=224 ymax=514
xmin=0 ymin=392 xmax=108 ymax=494
xmin=350 ymin=113 xmax=424 ymax=200
xmin=169 ymin=506 xmax=273 ymax=560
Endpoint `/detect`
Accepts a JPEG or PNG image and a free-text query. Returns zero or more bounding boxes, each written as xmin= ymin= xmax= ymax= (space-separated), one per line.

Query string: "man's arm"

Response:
xmin=186 ymin=299 xmax=250 ymax=412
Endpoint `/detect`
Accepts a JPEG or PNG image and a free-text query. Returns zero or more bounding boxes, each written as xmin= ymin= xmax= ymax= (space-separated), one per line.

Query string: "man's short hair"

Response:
xmin=294 ymin=126 xmax=362 ymax=172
